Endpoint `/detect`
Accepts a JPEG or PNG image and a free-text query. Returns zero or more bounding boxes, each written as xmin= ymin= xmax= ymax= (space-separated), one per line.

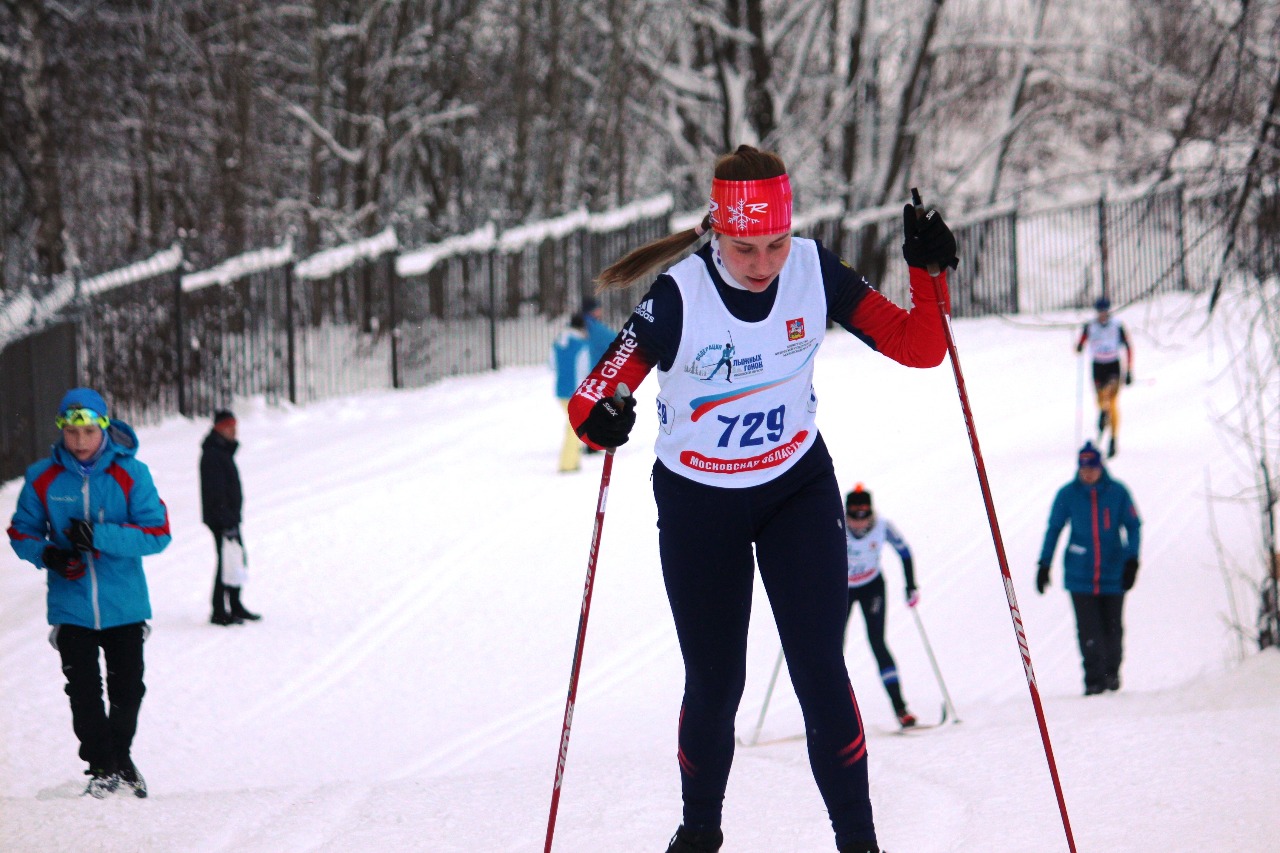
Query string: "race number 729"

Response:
xmin=716 ymin=404 xmax=785 ymax=447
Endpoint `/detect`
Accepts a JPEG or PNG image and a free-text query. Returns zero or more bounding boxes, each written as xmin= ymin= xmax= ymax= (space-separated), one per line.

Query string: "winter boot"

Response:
xmin=211 ymin=611 xmax=243 ymax=626
xmin=116 ymin=759 xmax=148 ymax=798
xmin=1105 ymin=673 xmax=1121 ymax=692
xmin=665 ymin=826 xmax=724 ymax=852
xmin=896 ymin=709 xmax=918 ymax=728
xmin=83 ymin=767 xmax=118 ymax=798
xmin=228 ymin=587 xmax=261 ymax=621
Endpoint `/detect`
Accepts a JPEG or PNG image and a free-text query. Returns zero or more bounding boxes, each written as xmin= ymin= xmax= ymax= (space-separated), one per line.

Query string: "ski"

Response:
xmin=736 ymin=731 xmax=806 ymax=748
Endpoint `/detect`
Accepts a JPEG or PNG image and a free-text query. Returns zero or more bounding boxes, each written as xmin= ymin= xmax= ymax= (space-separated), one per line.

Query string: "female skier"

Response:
xmin=843 ymin=485 xmax=920 ymax=729
xmin=568 ymin=145 xmax=958 ymax=853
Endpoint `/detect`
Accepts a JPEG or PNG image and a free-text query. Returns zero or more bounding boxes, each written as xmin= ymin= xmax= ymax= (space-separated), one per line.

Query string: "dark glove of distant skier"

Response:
xmin=902 ymin=204 xmax=959 ymax=271
xmin=576 ymin=387 xmax=637 ymax=449
xmin=1035 ymin=561 xmax=1051 ymax=594
xmin=906 ymin=586 xmax=920 ymax=608
xmin=1122 ymin=557 xmax=1139 ymax=591
xmin=43 ymin=545 xmax=85 ymax=581
xmin=65 ymin=518 xmax=95 ymax=553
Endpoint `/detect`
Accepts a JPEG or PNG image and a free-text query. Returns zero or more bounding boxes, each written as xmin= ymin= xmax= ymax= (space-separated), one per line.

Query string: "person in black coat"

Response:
xmin=200 ymin=410 xmax=259 ymax=625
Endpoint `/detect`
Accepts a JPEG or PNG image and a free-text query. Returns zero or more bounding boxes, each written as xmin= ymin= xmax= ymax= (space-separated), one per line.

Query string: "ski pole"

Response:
xmin=1074 ymin=350 xmax=1085 ymax=448
xmin=909 ymin=605 xmax=960 ymax=724
xmin=912 ymin=189 xmax=1077 ymax=853
xmin=744 ymin=647 xmax=786 ymax=747
xmin=543 ymin=385 xmax=628 ymax=853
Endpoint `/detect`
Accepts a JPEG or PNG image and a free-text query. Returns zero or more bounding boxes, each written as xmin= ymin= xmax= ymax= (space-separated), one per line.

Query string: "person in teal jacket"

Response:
xmin=1036 ymin=441 xmax=1142 ymax=695
xmin=552 ymin=313 xmax=592 ymax=472
xmin=7 ymin=387 xmax=171 ymax=798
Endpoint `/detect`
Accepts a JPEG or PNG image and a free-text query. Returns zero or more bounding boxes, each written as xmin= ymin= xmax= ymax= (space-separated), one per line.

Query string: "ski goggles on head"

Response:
xmin=55 ymin=407 xmax=109 ymax=430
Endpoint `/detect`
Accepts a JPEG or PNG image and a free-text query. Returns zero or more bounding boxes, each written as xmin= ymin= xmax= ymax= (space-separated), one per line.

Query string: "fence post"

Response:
xmin=387 ymin=251 xmax=401 ymax=389
xmin=488 ymin=242 xmax=499 ymax=372
xmin=1009 ymin=207 xmax=1021 ymax=315
xmin=1096 ymin=195 xmax=1110 ymax=302
xmin=173 ymin=261 xmax=188 ymax=417
xmin=285 ymin=261 xmax=298 ymax=405
xmin=1175 ymin=186 xmax=1189 ymax=291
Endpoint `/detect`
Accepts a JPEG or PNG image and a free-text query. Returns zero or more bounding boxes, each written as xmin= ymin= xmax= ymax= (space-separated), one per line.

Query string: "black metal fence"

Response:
xmin=0 ymin=181 xmax=1271 ymax=484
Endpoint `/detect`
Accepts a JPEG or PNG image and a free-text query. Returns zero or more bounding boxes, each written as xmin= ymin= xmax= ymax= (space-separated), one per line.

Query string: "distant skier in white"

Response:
xmin=843 ymin=485 xmax=919 ymax=728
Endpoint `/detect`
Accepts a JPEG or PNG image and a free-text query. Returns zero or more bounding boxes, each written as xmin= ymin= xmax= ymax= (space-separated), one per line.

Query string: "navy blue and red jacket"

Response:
xmin=1038 ymin=470 xmax=1141 ymax=595
xmin=568 ymin=240 xmax=949 ymax=443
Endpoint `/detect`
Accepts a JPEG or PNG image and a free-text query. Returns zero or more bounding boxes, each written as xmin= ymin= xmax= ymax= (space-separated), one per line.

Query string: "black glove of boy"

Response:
xmin=902 ymin=204 xmax=959 ymax=271
xmin=43 ymin=546 xmax=86 ymax=581
xmin=1036 ymin=561 xmax=1051 ymax=594
xmin=65 ymin=518 xmax=95 ymax=552
xmin=576 ymin=387 xmax=637 ymax=449
xmin=1122 ymin=557 xmax=1139 ymax=591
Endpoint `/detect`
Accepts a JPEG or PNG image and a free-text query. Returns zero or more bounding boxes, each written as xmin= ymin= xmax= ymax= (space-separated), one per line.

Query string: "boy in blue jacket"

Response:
xmin=1036 ymin=441 xmax=1141 ymax=695
xmin=7 ymin=388 xmax=171 ymax=797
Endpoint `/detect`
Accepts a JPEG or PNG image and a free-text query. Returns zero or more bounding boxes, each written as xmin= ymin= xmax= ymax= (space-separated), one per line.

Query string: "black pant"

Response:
xmin=846 ymin=576 xmax=906 ymax=714
xmin=1071 ymin=592 xmax=1125 ymax=689
xmin=653 ymin=440 xmax=874 ymax=846
xmin=209 ymin=525 xmax=227 ymax=612
xmin=54 ymin=622 xmax=147 ymax=771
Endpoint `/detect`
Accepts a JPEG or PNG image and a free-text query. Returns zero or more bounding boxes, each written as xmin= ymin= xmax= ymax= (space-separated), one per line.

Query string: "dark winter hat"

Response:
xmin=569 ymin=313 xmax=586 ymax=331
xmin=213 ymin=409 xmax=236 ymax=425
xmin=1094 ymin=296 xmax=1111 ymax=312
xmin=58 ymin=388 xmax=109 ymax=418
xmin=1078 ymin=441 xmax=1103 ymax=469
xmin=582 ymin=297 xmax=601 ymax=314
xmin=845 ymin=484 xmax=873 ymax=518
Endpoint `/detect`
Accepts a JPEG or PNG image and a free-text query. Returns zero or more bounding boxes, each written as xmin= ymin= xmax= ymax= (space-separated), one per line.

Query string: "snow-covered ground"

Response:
xmin=2 ymin=290 xmax=1277 ymax=852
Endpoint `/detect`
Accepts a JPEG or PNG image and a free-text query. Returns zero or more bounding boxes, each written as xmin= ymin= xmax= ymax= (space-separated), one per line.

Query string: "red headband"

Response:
xmin=708 ymin=174 xmax=792 ymax=236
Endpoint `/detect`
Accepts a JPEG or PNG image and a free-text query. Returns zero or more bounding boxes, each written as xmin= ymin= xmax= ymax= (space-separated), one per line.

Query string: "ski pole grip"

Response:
xmin=910 ymin=187 xmax=942 ymax=277
xmin=603 ymin=384 xmax=631 ymax=458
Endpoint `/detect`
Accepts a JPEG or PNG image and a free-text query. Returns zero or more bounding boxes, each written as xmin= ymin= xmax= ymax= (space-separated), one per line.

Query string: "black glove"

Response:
xmin=1036 ymin=561 xmax=1051 ymax=595
xmin=65 ymin=518 xmax=95 ymax=552
xmin=43 ymin=545 xmax=86 ymax=581
xmin=902 ymin=203 xmax=959 ymax=271
xmin=1125 ymin=371 xmax=1133 ymax=386
xmin=575 ymin=388 xmax=637 ymax=449
xmin=1122 ymin=557 xmax=1139 ymax=591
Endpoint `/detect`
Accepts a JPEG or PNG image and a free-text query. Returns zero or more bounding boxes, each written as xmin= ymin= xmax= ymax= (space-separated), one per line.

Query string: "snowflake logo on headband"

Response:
xmin=726 ymin=199 xmax=766 ymax=232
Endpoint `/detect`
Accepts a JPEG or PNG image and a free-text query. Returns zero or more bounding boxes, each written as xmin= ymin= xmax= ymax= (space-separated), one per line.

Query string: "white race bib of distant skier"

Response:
xmin=653 ymin=237 xmax=826 ymax=487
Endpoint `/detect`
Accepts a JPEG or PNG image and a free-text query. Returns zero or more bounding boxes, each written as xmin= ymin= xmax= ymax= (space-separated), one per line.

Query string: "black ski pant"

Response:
xmin=653 ymin=440 xmax=875 ymax=848
xmin=1071 ymin=592 xmax=1125 ymax=689
xmin=53 ymin=621 xmax=147 ymax=771
xmin=846 ymin=577 xmax=906 ymax=714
